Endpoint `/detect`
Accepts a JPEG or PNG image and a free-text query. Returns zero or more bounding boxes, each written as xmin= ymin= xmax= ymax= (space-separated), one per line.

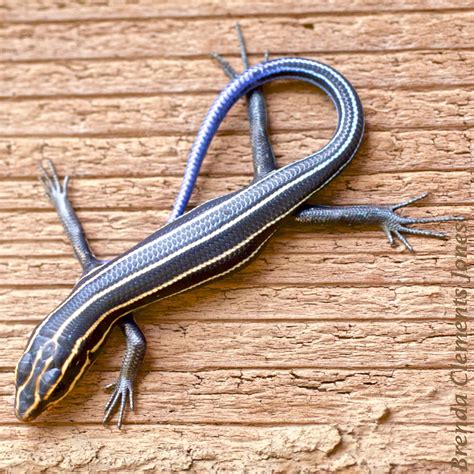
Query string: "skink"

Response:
xmin=14 ymin=26 xmax=462 ymax=427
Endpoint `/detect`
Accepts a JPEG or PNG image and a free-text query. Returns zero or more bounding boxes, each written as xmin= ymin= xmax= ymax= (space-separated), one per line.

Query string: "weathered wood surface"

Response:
xmin=0 ymin=0 xmax=472 ymax=471
xmin=2 ymin=51 xmax=474 ymax=98
xmin=0 ymin=317 xmax=470 ymax=368
xmin=0 ymin=425 xmax=466 ymax=472
xmin=2 ymin=12 xmax=474 ymax=61
xmin=2 ymin=88 xmax=474 ymax=136
xmin=2 ymin=0 xmax=473 ymax=22
xmin=0 ymin=284 xmax=464 ymax=322
xmin=0 ymin=368 xmax=473 ymax=423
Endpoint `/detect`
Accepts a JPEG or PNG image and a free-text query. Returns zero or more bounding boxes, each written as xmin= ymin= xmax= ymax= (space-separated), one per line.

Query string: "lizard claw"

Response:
xmin=103 ymin=377 xmax=135 ymax=429
xmin=211 ymin=52 xmax=238 ymax=79
xmin=38 ymin=159 xmax=70 ymax=203
xmin=382 ymin=192 xmax=464 ymax=252
xmin=212 ymin=24 xmax=259 ymax=80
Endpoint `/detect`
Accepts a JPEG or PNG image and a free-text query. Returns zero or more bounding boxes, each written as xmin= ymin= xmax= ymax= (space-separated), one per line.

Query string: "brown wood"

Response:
xmin=2 ymin=88 xmax=474 ymax=136
xmin=0 ymin=320 xmax=468 ymax=371
xmin=0 ymin=425 xmax=465 ymax=472
xmin=0 ymin=369 xmax=472 ymax=423
xmin=0 ymin=1 xmax=472 ymax=471
xmin=0 ymin=284 xmax=462 ymax=323
xmin=2 ymin=13 xmax=474 ymax=61
xmin=1 ymin=130 xmax=472 ymax=177
xmin=2 ymin=0 xmax=473 ymax=22
xmin=2 ymin=51 xmax=474 ymax=97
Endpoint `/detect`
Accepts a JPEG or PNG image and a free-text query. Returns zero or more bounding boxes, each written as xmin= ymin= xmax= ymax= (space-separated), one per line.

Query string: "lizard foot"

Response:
xmin=381 ymin=192 xmax=464 ymax=252
xmin=103 ymin=377 xmax=135 ymax=429
xmin=211 ymin=23 xmax=269 ymax=80
xmin=38 ymin=159 xmax=70 ymax=207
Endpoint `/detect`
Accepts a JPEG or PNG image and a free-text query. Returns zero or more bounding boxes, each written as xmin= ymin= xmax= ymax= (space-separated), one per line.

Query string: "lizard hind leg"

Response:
xmin=235 ymin=23 xmax=271 ymax=68
xmin=211 ymin=24 xmax=270 ymax=79
xmin=211 ymin=23 xmax=250 ymax=80
xmin=235 ymin=23 xmax=250 ymax=70
xmin=211 ymin=24 xmax=277 ymax=181
xmin=294 ymin=192 xmax=464 ymax=253
xmin=210 ymin=52 xmax=238 ymax=80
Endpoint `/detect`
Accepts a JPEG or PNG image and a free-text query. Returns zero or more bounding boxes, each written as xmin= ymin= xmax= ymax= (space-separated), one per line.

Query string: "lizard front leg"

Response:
xmin=38 ymin=159 xmax=103 ymax=273
xmin=103 ymin=315 xmax=147 ymax=429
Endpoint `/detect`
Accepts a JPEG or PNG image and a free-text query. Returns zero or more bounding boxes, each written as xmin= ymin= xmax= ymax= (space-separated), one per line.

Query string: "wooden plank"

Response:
xmin=1 ymin=13 xmax=473 ymax=62
xmin=2 ymin=320 xmax=468 ymax=370
xmin=2 ymin=0 xmax=473 ymax=22
xmin=0 ymin=284 xmax=460 ymax=323
xmin=0 ymin=221 xmax=466 ymax=258
xmin=1 ymin=2 xmax=472 ymax=470
xmin=0 ymin=251 xmax=463 ymax=287
xmin=2 ymin=50 xmax=474 ymax=98
xmin=0 ymin=424 xmax=463 ymax=472
xmin=1 ymin=130 xmax=472 ymax=178
xmin=0 ymin=205 xmax=467 ymax=242
xmin=2 ymin=88 xmax=474 ymax=136
xmin=1 ymin=369 xmax=472 ymax=424
xmin=0 ymin=172 xmax=468 ymax=211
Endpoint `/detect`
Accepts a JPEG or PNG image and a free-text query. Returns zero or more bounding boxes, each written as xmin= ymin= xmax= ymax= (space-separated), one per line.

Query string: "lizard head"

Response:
xmin=14 ymin=325 xmax=91 ymax=422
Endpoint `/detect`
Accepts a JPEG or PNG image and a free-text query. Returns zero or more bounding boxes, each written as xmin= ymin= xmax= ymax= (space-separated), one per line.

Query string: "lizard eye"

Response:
xmin=39 ymin=368 xmax=62 ymax=398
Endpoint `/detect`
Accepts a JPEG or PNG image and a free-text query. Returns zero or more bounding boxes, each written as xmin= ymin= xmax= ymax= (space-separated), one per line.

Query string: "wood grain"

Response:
xmin=0 ymin=369 xmax=473 ymax=424
xmin=2 ymin=51 xmax=474 ymax=98
xmin=1 ymin=1 xmax=472 ymax=471
xmin=2 ymin=0 xmax=473 ymax=22
xmin=2 ymin=13 xmax=474 ymax=61
xmin=2 ymin=88 xmax=474 ymax=136
xmin=0 ymin=250 xmax=464 ymax=287
xmin=1 ymin=320 xmax=470 ymax=371
xmin=0 ymin=284 xmax=461 ymax=323
xmin=0 ymin=424 xmax=465 ymax=472
xmin=1 ymin=130 xmax=472 ymax=177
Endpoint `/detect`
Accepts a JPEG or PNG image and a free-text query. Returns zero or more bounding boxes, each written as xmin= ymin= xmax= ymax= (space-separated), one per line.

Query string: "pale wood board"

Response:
xmin=0 ymin=0 xmax=472 ymax=471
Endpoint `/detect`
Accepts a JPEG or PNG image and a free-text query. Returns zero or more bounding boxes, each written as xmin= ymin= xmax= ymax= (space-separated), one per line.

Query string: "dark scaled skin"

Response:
xmin=15 ymin=25 xmax=463 ymax=429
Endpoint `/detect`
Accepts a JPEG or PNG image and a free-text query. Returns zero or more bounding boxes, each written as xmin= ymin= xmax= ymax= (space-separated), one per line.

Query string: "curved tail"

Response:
xmin=168 ymin=57 xmax=364 ymax=222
